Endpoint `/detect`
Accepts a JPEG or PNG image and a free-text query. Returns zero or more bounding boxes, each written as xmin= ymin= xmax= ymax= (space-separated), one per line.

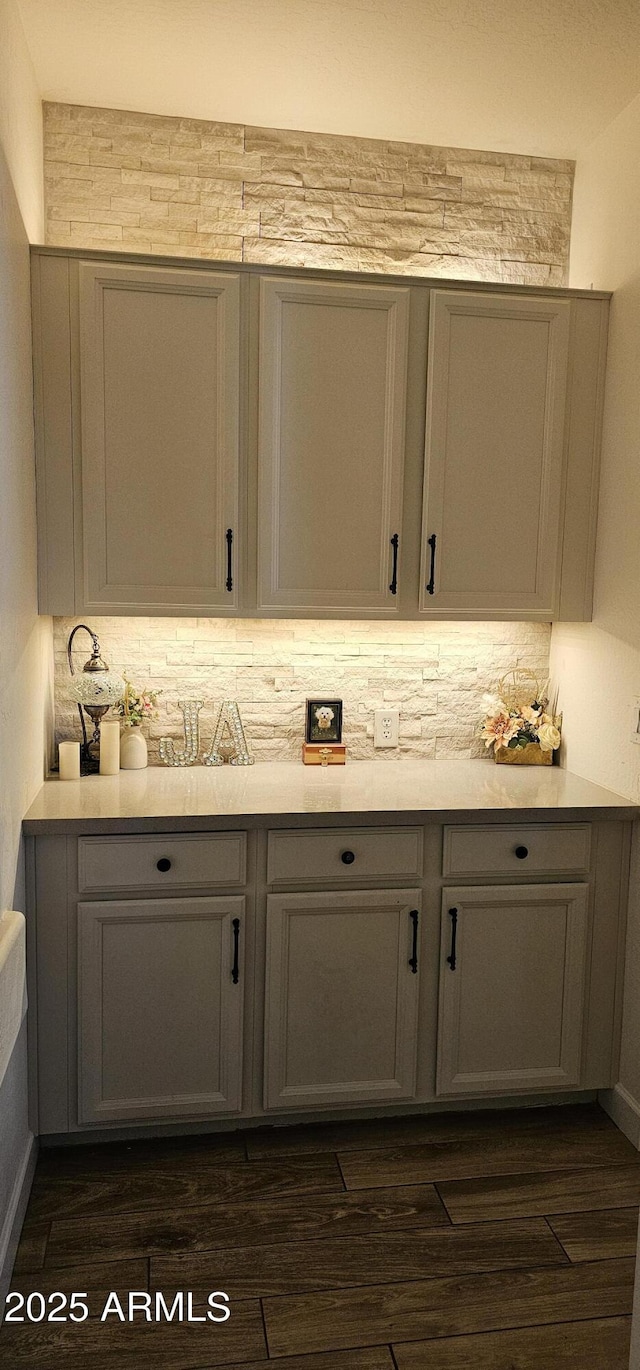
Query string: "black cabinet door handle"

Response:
xmin=446 ymin=907 xmax=458 ymax=970
xmin=426 ymin=533 xmax=437 ymax=595
xmin=225 ymin=528 xmax=233 ymax=593
xmin=515 ymin=845 xmax=529 ymax=860
xmin=341 ymin=850 xmax=355 ymax=865
xmin=156 ymin=858 xmax=172 ymax=872
xmin=409 ymin=908 xmax=419 ymax=974
xmin=231 ymin=917 xmax=240 ymax=984
xmin=389 ymin=533 xmax=399 ymax=595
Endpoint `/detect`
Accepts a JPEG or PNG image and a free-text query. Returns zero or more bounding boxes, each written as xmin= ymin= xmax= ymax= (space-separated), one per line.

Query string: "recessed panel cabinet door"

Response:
xmin=77 ymin=897 xmax=244 ymax=1123
xmin=79 ymin=263 xmax=240 ymax=612
xmin=436 ymin=884 xmax=589 ymax=1097
xmin=264 ymin=889 xmax=421 ymax=1110
xmin=420 ymin=291 xmax=571 ymax=617
xmin=258 ymin=277 xmax=409 ymax=614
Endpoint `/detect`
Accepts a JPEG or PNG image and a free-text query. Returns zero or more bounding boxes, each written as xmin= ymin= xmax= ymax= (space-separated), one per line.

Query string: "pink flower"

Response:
xmin=481 ymin=711 xmax=522 ymax=752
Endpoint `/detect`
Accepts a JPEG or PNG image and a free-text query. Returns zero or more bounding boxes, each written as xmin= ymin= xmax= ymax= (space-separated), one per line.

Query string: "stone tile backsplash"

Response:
xmin=43 ymin=103 xmax=573 ymax=285
xmin=54 ymin=618 xmax=551 ymax=765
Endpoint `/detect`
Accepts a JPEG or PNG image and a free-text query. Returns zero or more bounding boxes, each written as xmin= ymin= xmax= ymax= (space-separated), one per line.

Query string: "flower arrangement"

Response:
xmin=480 ymin=671 xmax=561 ymax=765
xmin=112 ymin=676 xmax=162 ymax=729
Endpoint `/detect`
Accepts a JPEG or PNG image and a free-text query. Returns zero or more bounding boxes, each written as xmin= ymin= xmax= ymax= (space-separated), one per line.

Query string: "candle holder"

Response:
xmin=67 ymin=624 xmax=124 ymax=775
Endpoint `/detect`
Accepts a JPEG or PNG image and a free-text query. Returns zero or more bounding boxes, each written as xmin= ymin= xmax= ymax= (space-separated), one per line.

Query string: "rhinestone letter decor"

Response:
xmin=203 ymin=701 xmax=254 ymax=766
xmin=159 ymin=699 xmax=204 ymax=767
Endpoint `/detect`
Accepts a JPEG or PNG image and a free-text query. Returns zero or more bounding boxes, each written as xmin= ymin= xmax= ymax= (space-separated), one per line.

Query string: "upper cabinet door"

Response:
xmin=258 ymin=277 xmax=409 ymax=614
xmin=420 ymin=291 xmax=571 ymax=618
xmin=79 ymin=263 xmax=240 ymax=613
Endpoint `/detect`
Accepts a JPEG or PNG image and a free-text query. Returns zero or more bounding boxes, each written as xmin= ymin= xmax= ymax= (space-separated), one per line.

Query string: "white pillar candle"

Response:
xmin=58 ymin=741 xmax=80 ymax=781
xmin=99 ymin=720 xmax=120 ymax=775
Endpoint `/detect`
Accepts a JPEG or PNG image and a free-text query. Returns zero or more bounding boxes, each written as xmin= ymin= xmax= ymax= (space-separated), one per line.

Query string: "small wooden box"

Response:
xmin=302 ymin=743 xmax=347 ymax=766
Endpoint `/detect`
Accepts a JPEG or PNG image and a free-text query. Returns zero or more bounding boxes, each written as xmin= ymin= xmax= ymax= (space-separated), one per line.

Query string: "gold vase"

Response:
xmin=495 ymin=742 xmax=553 ymax=766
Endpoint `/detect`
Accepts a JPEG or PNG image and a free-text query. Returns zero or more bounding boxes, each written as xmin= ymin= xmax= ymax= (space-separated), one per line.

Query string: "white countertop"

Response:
xmin=23 ymin=760 xmax=638 ymax=833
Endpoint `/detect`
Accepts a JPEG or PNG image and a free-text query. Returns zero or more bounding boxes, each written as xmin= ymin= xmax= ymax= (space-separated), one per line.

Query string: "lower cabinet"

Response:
xmin=436 ymin=883 xmax=589 ymax=1096
xmin=30 ymin=818 xmax=629 ymax=1135
xmin=264 ymin=889 xmax=422 ymax=1110
xmin=77 ymin=896 xmax=245 ymax=1123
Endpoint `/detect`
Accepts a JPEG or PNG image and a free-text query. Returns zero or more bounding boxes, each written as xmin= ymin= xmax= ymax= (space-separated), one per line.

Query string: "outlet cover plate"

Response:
xmin=374 ymin=709 xmax=399 ymax=748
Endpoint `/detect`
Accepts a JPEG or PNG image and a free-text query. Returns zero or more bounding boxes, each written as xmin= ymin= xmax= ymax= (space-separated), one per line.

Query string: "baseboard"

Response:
xmin=38 ymin=1090 xmax=599 ymax=1147
xmin=0 ymin=1132 xmax=37 ymax=1311
xmin=599 ymin=1084 xmax=640 ymax=1148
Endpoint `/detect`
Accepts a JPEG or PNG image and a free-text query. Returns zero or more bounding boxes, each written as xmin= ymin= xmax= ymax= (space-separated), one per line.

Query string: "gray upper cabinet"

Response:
xmin=33 ymin=256 xmax=242 ymax=615
xmin=257 ymin=276 xmax=409 ymax=614
xmin=31 ymin=250 xmax=608 ymax=621
xmin=79 ymin=262 xmax=240 ymax=613
xmin=420 ymin=291 xmax=570 ymax=619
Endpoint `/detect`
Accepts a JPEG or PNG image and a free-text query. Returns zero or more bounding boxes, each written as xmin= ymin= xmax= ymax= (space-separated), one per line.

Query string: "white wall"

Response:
xmin=0 ymin=0 xmax=50 ymax=1296
xmin=553 ymin=93 xmax=640 ymax=790
xmin=0 ymin=0 xmax=43 ymax=240
xmin=0 ymin=144 xmax=51 ymax=919
xmin=16 ymin=0 xmax=640 ymax=158
xmin=550 ymin=94 xmax=640 ymax=1130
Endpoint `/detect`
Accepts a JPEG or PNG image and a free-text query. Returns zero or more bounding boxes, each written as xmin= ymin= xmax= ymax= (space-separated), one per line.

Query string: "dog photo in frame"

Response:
xmin=305 ymin=698 xmax=343 ymax=744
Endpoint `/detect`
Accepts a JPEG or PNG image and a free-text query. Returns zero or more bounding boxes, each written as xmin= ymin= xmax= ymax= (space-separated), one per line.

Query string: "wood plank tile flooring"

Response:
xmin=2 ymin=1102 xmax=638 ymax=1368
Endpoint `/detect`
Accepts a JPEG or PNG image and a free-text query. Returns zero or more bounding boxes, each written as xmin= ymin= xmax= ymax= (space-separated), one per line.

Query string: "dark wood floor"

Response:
xmin=3 ymin=1102 xmax=639 ymax=1368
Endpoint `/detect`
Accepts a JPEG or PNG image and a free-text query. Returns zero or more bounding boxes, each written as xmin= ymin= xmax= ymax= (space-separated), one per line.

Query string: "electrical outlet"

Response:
xmin=374 ymin=709 xmax=399 ymax=748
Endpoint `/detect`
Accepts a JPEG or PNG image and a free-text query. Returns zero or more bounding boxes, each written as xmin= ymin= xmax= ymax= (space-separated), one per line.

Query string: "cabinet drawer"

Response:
xmin=443 ymin=824 xmax=591 ymax=879
xmin=78 ymin=833 xmax=246 ymax=892
xmin=267 ymin=827 xmax=423 ymax=885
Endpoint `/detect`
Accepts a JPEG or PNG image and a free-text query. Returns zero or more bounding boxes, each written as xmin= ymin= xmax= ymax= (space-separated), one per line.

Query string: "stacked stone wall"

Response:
xmin=44 ymin=103 xmax=573 ymax=284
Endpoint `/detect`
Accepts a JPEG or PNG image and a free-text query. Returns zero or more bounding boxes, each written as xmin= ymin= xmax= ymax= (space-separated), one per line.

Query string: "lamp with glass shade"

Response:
xmin=67 ymin=624 xmax=124 ymax=774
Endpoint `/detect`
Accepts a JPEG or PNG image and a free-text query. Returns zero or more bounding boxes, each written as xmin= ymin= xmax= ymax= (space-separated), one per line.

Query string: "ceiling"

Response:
xmin=17 ymin=0 xmax=640 ymax=158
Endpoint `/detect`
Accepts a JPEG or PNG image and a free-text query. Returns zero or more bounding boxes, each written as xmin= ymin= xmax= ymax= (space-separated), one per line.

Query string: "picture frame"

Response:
xmin=305 ymin=698 xmax=343 ymax=744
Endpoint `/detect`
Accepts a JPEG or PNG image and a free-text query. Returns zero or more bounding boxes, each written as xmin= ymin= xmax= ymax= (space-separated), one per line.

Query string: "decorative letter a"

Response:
xmin=203 ymin=701 xmax=254 ymax=766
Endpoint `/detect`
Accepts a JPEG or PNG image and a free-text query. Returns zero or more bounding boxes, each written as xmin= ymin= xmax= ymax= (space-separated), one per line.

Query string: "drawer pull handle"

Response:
xmin=409 ymin=908 xmax=419 ymax=974
xmin=231 ymin=917 xmax=240 ymax=984
xmin=515 ymin=845 xmax=529 ymax=860
xmin=389 ymin=533 xmax=399 ymax=595
xmin=447 ymin=907 xmax=458 ymax=970
xmin=156 ymin=858 xmax=172 ymax=873
xmin=426 ymin=533 xmax=437 ymax=595
xmin=341 ymin=850 xmax=356 ymax=865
